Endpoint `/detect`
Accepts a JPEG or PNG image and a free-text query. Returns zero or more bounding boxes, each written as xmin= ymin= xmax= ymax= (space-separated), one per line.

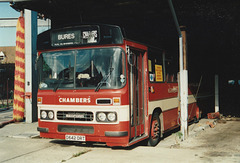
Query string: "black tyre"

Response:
xmin=148 ymin=112 xmax=161 ymax=146
xmin=194 ymin=116 xmax=199 ymax=123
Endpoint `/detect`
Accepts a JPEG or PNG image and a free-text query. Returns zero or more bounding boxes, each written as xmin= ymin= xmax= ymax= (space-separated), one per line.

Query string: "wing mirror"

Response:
xmin=127 ymin=50 xmax=136 ymax=66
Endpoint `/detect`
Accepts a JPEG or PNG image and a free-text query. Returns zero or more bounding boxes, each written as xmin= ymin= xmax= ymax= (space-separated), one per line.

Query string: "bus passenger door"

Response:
xmin=128 ymin=48 xmax=145 ymax=140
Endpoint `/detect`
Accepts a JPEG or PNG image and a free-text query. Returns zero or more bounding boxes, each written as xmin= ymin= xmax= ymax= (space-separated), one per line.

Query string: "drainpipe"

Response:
xmin=7 ymin=78 xmax=9 ymax=108
xmin=215 ymin=75 xmax=219 ymax=113
xmin=168 ymin=0 xmax=188 ymax=140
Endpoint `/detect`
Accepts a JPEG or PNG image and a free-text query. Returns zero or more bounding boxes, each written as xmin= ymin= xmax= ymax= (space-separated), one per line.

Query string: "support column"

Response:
xmin=215 ymin=75 xmax=219 ymax=113
xmin=24 ymin=9 xmax=38 ymax=123
xmin=179 ymin=28 xmax=188 ymax=140
xmin=168 ymin=0 xmax=189 ymax=140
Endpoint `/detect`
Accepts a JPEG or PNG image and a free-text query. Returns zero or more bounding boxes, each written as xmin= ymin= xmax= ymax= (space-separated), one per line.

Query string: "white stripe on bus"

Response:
xmin=148 ymin=95 xmax=196 ymax=114
xmin=38 ymin=105 xmax=129 ymax=124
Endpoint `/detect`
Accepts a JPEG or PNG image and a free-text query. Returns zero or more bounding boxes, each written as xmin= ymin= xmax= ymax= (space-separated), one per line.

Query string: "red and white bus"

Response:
xmin=37 ymin=24 xmax=199 ymax=147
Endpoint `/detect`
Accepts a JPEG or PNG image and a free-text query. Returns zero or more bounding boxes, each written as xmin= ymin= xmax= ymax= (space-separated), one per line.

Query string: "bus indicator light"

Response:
xmin=37 ymin=97 xmax=42 ymax=104
xmin=113 ymin=97 xmax=120 ymax=105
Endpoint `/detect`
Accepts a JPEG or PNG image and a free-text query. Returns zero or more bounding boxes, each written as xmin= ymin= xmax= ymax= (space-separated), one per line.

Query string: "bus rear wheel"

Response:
xmin=148 ymin=112 xmax=161 ymax=146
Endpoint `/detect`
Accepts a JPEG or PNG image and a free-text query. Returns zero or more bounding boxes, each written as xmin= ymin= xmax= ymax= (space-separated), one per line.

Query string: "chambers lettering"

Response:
xmin=59 ymin=98 xmax=91 ymax=103
xmin=58 ymin=33 xmax=75 ymax=40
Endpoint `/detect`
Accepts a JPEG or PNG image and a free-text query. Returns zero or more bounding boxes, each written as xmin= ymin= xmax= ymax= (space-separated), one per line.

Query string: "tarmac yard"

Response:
xmin=0 ymin=109 xmax=240 ymax=163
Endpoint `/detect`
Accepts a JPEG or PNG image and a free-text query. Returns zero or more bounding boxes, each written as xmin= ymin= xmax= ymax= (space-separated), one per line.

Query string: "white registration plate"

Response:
xmin=65 ymin=135 xmax=86 ymax=142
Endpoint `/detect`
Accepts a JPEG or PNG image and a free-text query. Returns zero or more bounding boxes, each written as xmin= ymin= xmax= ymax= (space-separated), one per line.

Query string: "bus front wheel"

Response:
xmin=148 ymin=112 xmax=161 ymax=146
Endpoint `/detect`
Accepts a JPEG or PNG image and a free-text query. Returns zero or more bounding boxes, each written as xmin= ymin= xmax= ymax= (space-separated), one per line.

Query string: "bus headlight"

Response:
xmin=96 ymin=112 xmax=117 ymax=122
xmin=41 ymin=111 xmax=47 ymax=119
xmin=97 ymin=112 xmax=106 ymax=122
xmin=107 ymin=112 xmax=117 ymax=122
xmin=48 ymin=111 xmax=54 ymax=120
xmin=40 ymin=110 xmax=54 ymax=120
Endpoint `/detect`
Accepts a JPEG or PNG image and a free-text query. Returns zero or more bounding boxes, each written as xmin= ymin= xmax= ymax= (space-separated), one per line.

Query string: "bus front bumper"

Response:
xmin=37 ymin=120 xmax=130 ymax=147
xmin=37 ymin=126 xmax=128 ymax=137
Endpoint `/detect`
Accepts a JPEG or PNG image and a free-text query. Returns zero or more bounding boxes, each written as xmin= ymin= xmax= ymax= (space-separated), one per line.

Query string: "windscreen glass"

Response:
xmin=38 ymin=47 xmax=126 ymax=90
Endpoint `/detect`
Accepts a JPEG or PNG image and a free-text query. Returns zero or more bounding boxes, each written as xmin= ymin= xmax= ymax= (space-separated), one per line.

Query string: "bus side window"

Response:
xmin=165 ymin=57 xmax=178 ymax=83
xmin=148 ymin=50 xmax=164 ymax=83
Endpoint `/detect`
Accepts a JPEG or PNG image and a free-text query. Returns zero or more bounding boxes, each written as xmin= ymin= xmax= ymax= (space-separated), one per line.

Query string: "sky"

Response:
xmin=0 ymin=2 xmax=49 ymax=47
xmin=0 ymin=2 xmax=19 ymax=47
xmin=0 ymin=2 xmax=19 ymax=18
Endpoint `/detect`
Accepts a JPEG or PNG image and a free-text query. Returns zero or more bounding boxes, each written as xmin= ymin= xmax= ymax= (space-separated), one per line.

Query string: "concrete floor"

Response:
xmin=0 ymin=109 xmax=240 ymax=163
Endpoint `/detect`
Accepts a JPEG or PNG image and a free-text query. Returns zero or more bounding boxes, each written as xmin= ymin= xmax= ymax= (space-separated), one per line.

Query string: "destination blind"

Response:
xmin=51 ymin=26 xmax=99 ymax=47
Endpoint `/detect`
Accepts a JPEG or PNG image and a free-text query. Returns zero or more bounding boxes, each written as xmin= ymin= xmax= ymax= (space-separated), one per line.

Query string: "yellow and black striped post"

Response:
xmin=13 ymin=16 xmax=25 ymax=122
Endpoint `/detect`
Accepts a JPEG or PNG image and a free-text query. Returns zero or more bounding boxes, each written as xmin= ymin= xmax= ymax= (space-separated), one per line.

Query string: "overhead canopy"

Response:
xmin=9 ymin=0 xmax=237 ymax=30
xmin=10 ymin=0 xmax=170 ymax=23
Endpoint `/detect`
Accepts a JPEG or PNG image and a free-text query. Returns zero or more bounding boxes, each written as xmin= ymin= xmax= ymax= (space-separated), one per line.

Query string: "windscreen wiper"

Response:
xmin=95 ymin=68 xmax=114 ymax=92
xmin=53 ymin=79 xmax=64 ymax=92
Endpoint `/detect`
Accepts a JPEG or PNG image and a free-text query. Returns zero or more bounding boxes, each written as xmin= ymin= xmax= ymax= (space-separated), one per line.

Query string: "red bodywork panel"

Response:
xmin=38 ymin=87 xmax=129 ymax=106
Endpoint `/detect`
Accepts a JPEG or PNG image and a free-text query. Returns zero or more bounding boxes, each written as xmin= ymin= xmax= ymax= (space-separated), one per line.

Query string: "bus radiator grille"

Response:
xmin=57 ymin=111 xmax=94 ymax=121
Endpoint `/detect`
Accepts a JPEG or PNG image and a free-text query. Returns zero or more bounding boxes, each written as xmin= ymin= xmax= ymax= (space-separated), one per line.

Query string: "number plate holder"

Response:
xmin=65 ymin=135 xmax=86 ymax=142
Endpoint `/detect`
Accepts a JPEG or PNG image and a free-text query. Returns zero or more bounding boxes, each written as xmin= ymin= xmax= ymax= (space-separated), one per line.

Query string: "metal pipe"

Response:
xmin=215 ymin=75 xmax=219 ymax=113
xmin=7 ymin=78 xmax=9 ymax=108
xmin=168 ymin=0 xmax=188 ymax=140
xmin=179 ymin=36 xmax=183 ymax=72
xmin=168 ymin=0 xmax=182 ymax=37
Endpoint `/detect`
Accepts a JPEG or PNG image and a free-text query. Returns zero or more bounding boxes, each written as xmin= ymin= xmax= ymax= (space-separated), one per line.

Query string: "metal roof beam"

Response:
xmin=0 ymin=18 xmax=51 ymax=27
